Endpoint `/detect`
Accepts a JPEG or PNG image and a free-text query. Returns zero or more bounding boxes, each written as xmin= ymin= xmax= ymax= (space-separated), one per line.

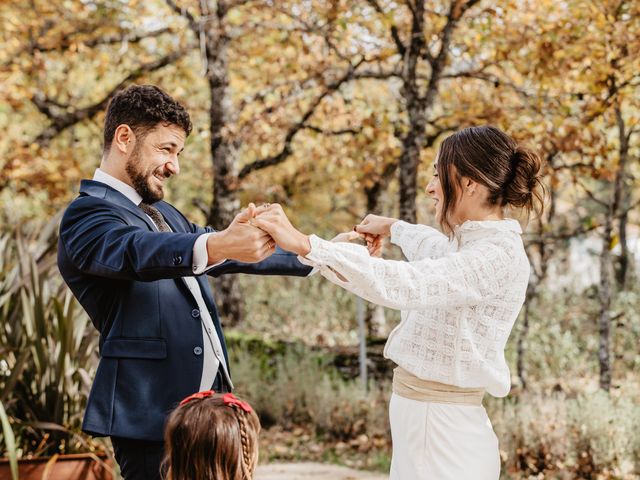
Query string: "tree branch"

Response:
xmin=366 ymin=0 xmax=407 ymax=57
xmin=43 ymin=27 xmax=172 ymax=53
xmin=552 ymin=161 xmax=598 ymax=171
xmin=524 ymin=198 xmax=639 ymax=244
xmin=351 ymin=67 xmax=401 ymax=80
xmin=33 ymin=49 xmax=187 ymax=145
xmin=238 ymin=59 xmax=365 ymax=179
xmin=575 ymin=178 xmax=609 ymax=208
xmin=165 ymin=0 xmax=199 ymax=34
xmin=303 ymin=125 xmax=362 ymax=136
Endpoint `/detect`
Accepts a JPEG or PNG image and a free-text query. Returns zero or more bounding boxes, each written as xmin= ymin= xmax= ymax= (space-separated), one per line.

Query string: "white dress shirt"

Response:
xmin=93 ymin=169 xmax=232 ymax=391
xmin=299 ymin=219 xmax=530 ymax=397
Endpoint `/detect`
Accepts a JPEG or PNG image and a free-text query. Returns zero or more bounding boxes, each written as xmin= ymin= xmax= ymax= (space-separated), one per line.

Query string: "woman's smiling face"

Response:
xmin=426 ymin=163 xmax=443 ymax=222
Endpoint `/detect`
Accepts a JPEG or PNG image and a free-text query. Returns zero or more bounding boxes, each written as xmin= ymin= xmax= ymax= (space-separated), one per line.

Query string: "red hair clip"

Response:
xmin=222 ymin=393 xmax=253 ymax=413
xmin=180 ymin=390 xmax=215 ymax=406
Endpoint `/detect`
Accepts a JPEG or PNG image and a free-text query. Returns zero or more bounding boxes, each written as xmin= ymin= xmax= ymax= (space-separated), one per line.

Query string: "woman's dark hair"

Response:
xmin=163 ymin=394 xmax=260 ymax=480
xmin=103 ymin=84 xmax=192 ymax=153
xmin=436 ymin=125 xmax=545 ymax=233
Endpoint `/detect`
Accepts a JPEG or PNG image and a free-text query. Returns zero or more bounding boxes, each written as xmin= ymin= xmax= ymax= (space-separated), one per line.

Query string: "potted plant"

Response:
xmin=0 ymin=219 xmax=116 ymax=479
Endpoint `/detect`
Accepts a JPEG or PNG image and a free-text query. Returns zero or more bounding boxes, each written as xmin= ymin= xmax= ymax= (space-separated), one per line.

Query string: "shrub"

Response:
xmin=229 ymin=344 xmax=390 ymax=441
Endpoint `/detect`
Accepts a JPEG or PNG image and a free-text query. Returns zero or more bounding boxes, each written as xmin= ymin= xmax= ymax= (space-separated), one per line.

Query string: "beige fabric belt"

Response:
xmin=392 ymin=367 xmax=485 ymax=406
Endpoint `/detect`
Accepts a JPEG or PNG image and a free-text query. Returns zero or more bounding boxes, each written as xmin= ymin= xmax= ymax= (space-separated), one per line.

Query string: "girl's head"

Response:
xmin=164 ymin=391 xmax=260 ymax=480
xmin=427 ymin=125 xmax=545 ymax=233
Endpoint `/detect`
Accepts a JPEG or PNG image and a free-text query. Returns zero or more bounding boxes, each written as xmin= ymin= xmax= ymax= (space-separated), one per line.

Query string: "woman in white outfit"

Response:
xmin=252 ymin=125 xmax=545 ymax=480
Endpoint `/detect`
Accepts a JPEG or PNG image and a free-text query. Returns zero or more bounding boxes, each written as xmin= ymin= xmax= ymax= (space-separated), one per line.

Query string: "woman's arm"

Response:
xmin=250 ymin=203 xmax=521 ymax=311
xmin=299 ymin=235 xmax=514 ymax=311
xmin=389 ymin=221 xmax=450 ymax=261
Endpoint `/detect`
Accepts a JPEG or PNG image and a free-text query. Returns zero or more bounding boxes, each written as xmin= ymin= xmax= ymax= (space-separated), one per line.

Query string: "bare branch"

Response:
xmin=575 ymin=178 xmax=609 ymax=208
xmin=165 ymin=0 xmax=199 ymax=33
xmin=524 ymin=198 xmax=640 ymax=244
xmin=303 ymin=125 xmax=362 ymax=136
xmin=552 ymin=161 xmax=598 ymax=171
xmin=352 ymin=67 xmax=400 ymax=80
xmin=366 ymin=0 xmax=407 ymax=57
xmin=33 ymin=49 xmax=187 ymax=145
xmin=523 ymin=223 xmax=602 ymax=242
xmin=238 ymin=59 xmax=365 ymax=179
xmin=440 ymin=67 xmax=535 ymax=99
xmin=404 ymin=0 xmax=418 ymax=20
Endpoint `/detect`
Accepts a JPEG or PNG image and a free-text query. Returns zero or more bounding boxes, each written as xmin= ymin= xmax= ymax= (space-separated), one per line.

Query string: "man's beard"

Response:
xmin=125 ymin=146 xmax=163 ymax=204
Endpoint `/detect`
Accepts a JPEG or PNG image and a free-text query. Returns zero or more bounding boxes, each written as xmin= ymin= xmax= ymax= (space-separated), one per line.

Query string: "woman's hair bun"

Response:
xmin=502 ymin=146 xmax=545 ymax=215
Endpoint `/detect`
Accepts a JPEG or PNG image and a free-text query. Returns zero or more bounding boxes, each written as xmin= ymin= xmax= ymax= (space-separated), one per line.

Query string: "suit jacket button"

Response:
xmin=193 ymin=346 xmax=203 ymax=356
xmin=173 ymin=255 xmax=183 ymax=265
xmin=191 ymin=309 xmax=200 ymax=318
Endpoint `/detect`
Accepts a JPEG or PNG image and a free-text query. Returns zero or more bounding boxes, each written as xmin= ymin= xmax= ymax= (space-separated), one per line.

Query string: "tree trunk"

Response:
xmin=617 ymin=195 xmax=630 ymax=289
xmin=614 ymin=110 xmax=631 ymax=290
xmin=598 ymin=212 xmax=614 ymax=391
xmin=396 ymin=0 xmax=473 ymax=222
xmin=204 ymin=5 xmax=243 ymax=326
xmin=397 ymin=0 xmax=426 ymax=223
xmin=516 ymin=284 xmax=535 ymax=390
xmin=517 ymin=153 xmax=558 ymax=389
xmin=363 ymin=176 xmax=392 ymax=338
xmin=597 ymin=103 xmax=628 ymax=391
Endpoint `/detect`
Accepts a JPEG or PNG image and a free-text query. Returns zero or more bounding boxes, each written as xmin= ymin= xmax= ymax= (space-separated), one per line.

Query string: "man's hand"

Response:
xmin=251 ymin=204 xmax=311 ymax=256
xmin=206 ymin=203 xmax=276 ymax=264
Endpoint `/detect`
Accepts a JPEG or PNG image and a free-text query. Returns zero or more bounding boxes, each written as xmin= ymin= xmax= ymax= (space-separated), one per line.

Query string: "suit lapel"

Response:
xmin=79 ymin=180 xmax=157 ymax=232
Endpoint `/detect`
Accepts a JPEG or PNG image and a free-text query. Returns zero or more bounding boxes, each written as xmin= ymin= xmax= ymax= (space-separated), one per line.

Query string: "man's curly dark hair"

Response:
xmin=103 ymin=84 xmax=192 ymax=153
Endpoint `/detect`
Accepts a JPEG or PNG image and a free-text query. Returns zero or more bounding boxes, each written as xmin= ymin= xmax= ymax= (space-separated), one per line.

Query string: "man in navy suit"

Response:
xmin=57 ymin=85 xmax=311 ymax=479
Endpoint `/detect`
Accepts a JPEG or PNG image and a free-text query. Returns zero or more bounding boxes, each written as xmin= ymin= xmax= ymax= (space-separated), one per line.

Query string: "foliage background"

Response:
xmin=1 ymin=0 xmax=639 ymax=478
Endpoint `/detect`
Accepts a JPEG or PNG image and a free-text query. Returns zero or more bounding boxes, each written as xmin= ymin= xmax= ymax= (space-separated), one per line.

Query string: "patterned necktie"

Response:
xmin=139 ymin=203 xmax=172 ymax=232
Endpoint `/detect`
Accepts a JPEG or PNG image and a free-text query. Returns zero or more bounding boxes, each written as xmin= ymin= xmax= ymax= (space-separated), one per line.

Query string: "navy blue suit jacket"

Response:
xmin=57 ymin=180 xmax=311 ymax=441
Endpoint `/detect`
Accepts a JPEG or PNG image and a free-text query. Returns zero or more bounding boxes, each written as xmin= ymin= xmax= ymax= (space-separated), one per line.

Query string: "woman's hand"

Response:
xmin=330 ymin=231 xmax=360 ymax=243
xmin=354 ymin=214 xmax=398 ymax=238
xmin=364 ymin=234 xmax=384 ymax=257
xmin=251 ymin=204 xmax=311 ymax=256
xmin=331 ymin=230 xmax=383 ymax=257
xmin=354 ymin=214 xmax=396 ymax=257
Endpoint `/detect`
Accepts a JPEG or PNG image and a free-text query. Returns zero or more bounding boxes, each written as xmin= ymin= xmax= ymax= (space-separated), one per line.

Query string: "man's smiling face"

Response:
xmin=125 ymin=123 xmax=185 ymax=203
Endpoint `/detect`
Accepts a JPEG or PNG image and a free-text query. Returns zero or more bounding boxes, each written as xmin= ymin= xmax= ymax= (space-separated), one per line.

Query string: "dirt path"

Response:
xmin=255 ymin=462 xmax=387 ymax=480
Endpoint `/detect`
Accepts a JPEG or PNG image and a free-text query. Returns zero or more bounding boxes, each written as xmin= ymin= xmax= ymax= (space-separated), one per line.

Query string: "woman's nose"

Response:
xmin=426 ymin=178 xmax=435 ymax=195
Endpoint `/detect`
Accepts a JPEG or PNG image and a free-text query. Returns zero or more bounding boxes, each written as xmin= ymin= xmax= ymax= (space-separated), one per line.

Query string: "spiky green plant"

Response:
xmin=0 ymin=216 xmax=100 ymax=456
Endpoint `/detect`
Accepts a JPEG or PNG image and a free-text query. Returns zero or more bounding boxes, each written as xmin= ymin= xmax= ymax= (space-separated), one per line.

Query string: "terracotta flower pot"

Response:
xmin=0 ymin=453 xmax=115 ymax=480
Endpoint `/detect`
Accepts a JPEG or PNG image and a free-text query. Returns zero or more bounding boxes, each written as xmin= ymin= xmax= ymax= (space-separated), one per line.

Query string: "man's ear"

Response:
xmin=113 ymin=124 xmax=135 ymax=154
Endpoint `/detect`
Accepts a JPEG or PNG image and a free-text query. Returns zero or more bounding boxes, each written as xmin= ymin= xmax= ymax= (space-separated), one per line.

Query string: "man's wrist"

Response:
xmin=206 ymin=229 xmax=229 ymax=264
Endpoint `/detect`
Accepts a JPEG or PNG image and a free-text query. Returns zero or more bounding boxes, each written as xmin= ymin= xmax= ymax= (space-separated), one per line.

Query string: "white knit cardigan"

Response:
xmin=300 ymin=219 xmax=530 ymax=397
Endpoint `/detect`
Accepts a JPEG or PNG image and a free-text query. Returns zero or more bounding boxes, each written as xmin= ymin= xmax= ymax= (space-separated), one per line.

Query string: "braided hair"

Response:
xmin=164 ymin=392 xmax=261 ymax=480
xmin=232 ymin=403 xmax=255 ymax=479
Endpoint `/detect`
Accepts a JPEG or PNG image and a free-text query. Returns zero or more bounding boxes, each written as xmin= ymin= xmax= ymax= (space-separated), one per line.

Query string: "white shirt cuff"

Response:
xmin=192 ymin=233 xmax=226 ymax=274
xmin=389 ymin=220 xmax=408 ymax=245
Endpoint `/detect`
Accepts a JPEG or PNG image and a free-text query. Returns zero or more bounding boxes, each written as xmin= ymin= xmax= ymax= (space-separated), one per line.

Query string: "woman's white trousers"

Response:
xmin=389 ymin=393 xmax=500 ymax=480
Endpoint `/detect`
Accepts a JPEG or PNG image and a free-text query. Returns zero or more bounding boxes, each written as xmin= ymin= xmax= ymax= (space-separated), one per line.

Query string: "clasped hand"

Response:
xmin=251 ymin=207 xmax=397 ymax=258
xmin=210 ymin=203 xmax=398 ymax=263
xmin=206 ymin=203 xmax=276 ymax=264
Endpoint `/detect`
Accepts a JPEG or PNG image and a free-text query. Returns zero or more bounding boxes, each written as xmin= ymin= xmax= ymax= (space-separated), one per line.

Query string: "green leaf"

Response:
xmin=0 ymin=400 xmax=19 ymax=480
